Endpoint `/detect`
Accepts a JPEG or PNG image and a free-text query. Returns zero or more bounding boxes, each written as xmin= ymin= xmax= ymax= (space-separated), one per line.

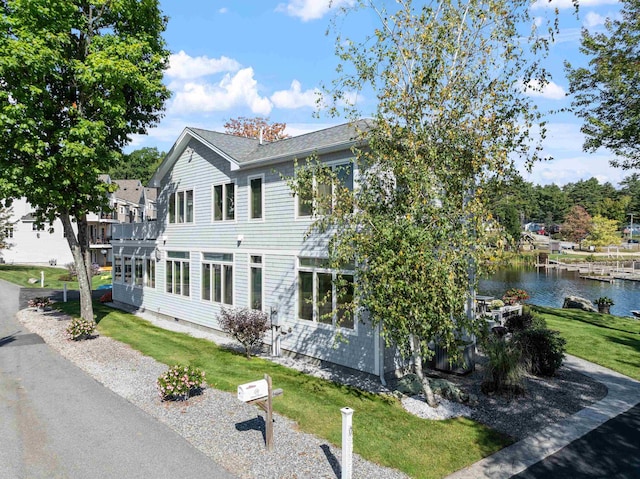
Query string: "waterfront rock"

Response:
xmin=563 ymin=296 xmax=597 ymax=312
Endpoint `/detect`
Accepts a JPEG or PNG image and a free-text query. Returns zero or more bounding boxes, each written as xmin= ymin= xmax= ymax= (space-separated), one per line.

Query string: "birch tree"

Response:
xmin=290 ymin=0 xmax=563 ymax=406
xmin=0 ymin=0 xmax=170 ymax=324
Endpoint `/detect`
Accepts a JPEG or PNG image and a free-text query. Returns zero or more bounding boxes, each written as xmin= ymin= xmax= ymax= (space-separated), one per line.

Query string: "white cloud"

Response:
xmin=522 ymin=79 xmax=566 ymax=100
xmin=170 ymin=67 xmax=273 ymax=116
xmin=166 ymin=51 xmax=241 ymax=80
xmin=270 ymin=80 xmax=320 ymax=109
xmin=531 ymin=0 xmax=618 ymax=11
xmin=584 ymin=11 xmax=606 ymax=27
xmin=275 ymin=0 xmax=355 ymax=22
xmin=218 ymin=7 xmax=228 ymax=14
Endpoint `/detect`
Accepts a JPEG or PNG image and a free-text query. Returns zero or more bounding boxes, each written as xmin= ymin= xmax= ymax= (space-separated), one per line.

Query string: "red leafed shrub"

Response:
xmin=219 ymin=307 xmax=269 ymax=358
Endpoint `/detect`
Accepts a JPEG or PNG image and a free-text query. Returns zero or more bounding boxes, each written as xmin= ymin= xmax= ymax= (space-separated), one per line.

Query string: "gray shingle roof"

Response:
xmin=113 ymin=179 xmax=143 ymax=204
xmin=188 ymin=119 xmax=371 ymax=165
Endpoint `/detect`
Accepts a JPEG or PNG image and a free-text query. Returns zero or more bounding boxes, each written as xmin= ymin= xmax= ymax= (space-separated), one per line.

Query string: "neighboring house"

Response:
xmin=111 ymin=120 xmax=398 ymax=379
xmin=1 ymin=176 xmax=155 ymax=267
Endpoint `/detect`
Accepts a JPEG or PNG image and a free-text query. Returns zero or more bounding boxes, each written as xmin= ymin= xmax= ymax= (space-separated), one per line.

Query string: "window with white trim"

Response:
xmin=169 ymin=190 xmax=194 ymax=224
xmin=201 ymin=252 xmax=233 ymax=305
xmin=6 ymin=226 xmax=13 ymax=238
xmin=249 ymin=255 xmax=262 ymax=310
xmin=113 ymin=255 xmax=122 ymax=282
xmin=134 ymin=258 xmax=143 ymax=286
xmin=249 ymin=176 xmax=263 ymax=220
xmin=297 ymin=162 xmax=354 ymax=217
xmin=145 ymin=257 xmax=155 ymax=288
xmin=298 ymin=257 xmax=354 ymax=329
xmin=124 ymin=256 xmax=133 ymax=284
xmin=213 ymin=183 xmax=235 ymax=221
xmin=166 ymin=251 xmax=190 ymax=296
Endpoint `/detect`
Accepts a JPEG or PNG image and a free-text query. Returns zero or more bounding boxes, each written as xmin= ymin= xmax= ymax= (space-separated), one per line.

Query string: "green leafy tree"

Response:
xmin=567 ymin=0 xmax=640 ymax=169
xmin=0 ymin=206 xmax=14 ymax=253
xmin=289 ymin=0 xmax=561 ymax=406
xmin=109 ymin=147 xmax=165 ymax=185
xmin=562 ymin=205 xmax=592 ymax=243
xmin=585 ymin=214 xmax=621 ymax=248
xmin=532 ymin=184 xmax=570 ymax=224
xmin=620 ymin=173 xmax=640 ymax=215
xmin=0 ymin=0 xmax=170 ymax=323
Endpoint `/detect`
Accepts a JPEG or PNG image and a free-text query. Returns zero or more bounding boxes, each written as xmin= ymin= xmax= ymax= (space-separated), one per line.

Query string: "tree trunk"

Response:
xmin=411 ymin=335 xmax=438 ymax=408
xmin=60 ymin=213 xmax=94 ymax=323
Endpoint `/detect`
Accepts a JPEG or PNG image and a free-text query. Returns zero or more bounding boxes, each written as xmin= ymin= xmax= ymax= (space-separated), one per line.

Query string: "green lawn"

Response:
xmin=532 ymin=306 xmax=640 ymax=381
xmin=0 ymin=264 xmax=112 ymax=290
xmin=55 ymin=301 xmax=509 ymax=479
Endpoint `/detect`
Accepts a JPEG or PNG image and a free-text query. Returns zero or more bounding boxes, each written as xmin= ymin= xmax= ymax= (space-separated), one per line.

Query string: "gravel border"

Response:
xmin=18 ymin=307 xmax=608 ymax=477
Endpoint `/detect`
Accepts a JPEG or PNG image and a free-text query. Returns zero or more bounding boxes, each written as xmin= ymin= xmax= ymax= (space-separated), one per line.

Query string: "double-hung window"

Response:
xmin=297 ymin=162 xmax=354 ymax=217
xmin=213 ymin=182 xmax=235 ymax=221
xmin=298 ymin=257 xmax=355 ymax=329
xmin=201 ymin=253 xmax=233 ymax=305
xmin=166 ymin=251 xmax=190 ymax=296
xmin=169 ymin=190 xmax=194 ymax=224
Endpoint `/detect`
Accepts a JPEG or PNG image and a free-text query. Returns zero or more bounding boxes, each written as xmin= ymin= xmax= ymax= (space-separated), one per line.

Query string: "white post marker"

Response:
xmin=63 ymin=283 xmax=67 ymax=302
xmin=341 ymin=407 xmax=354 ymax=479
xmin=40 ymin=271 xmax=44 ymax=288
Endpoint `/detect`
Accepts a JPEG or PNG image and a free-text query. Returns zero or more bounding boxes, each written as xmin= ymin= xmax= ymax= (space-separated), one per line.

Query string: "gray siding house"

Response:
xmin=111 ymin=120 xmax=396 ymax=379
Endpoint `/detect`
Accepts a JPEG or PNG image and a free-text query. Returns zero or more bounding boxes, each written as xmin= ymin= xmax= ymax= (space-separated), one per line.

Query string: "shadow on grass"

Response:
xmin=533 ymin=306 xmax=640 ymax=335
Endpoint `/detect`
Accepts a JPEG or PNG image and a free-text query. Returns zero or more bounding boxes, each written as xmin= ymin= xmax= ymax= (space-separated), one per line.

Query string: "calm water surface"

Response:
xmin=479 ymin=267 xmax=640 ymax=317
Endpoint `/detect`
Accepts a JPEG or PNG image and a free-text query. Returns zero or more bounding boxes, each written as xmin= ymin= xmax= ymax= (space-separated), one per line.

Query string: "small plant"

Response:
xmin=219 ymin=307 xmax=270 ymax=358
xmin=502 ymin=288 xmax=529 ymax=305
xmin=481 ymin=336 xmax=527 ymax=396
xmin=514 ymin=328 xmax=566 ymax=377
xmin=594 ymin=297 xmax=614 ymax=306
xmin=489 ymin=299 xmax=504 ymax=310
xmin=65 ymin=317 xmax=97 ymax=341
xmin=28 ymin=296 xmax=52 ymax=310
xmin=157 ymin=364 xmax=206 ymax=401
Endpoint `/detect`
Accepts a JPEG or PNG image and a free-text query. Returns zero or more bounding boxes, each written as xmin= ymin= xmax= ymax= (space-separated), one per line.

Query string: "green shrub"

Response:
xmin=65 ymin=317 xmax=96 ymax=341
xmin=481 ymin=336 xmax=526 ymax=396
xmin=157 ymin=364 xmax=206 ymax=401
xmin=505 ymin=311 xmax=534 ymax=333
xmin=515 ymin=328 xmax=566 ymax=377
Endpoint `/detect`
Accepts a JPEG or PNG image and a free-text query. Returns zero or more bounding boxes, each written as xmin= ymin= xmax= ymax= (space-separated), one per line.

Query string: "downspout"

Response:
xmin=375 ymin=322 xmax=387 ymax=386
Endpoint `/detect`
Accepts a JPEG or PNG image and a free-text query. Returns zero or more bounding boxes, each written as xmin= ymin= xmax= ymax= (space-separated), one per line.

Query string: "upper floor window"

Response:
xmin=298 ymin=257 xmax=354 ymax=329
xmin=169 ymin=190 xmax=194 ymax=224
xmin=166 ymin=251 xmax=190 ymax=296
xmin=297 ymin=162 xmax=354 ymax=217
xmin=6 ymin=226 xmax=13 ymax=238
xmin=213 ymin=183 xmax=235 ymax=221
xmin=249 ymin=176 xmax=263 ymax=220
xmin=31 ymin=223 xmax=44 ymax=231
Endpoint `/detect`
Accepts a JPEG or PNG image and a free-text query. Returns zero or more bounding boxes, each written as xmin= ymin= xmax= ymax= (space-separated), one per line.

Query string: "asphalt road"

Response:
xmin=0 ymin=280 xmax=236 ymax=479
xmin=512 ymin=402 xmax=640 ymax=479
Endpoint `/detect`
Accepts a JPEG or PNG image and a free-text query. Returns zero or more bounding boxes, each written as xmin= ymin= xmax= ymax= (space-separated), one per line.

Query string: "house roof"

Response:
xmin=144 ymin=187 xmax=157 ymax=202
xmin=151 ymin=119 xmax=372 ymax=187
xmin=113 ymin=179 xmax=143 ymax=205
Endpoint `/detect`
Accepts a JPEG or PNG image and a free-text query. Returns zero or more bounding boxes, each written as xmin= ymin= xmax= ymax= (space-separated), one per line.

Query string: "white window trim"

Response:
xmin=296 ymin=256 xmax=357 ymax=332
xmin=248 ymin=253 xmax=264 ymax=311
xmin=247 ymin=174 xmax=265 ymax=222
xmin=294 ymin=159 xmax=355 ymax=221
xmin=144 ymin=256 xmax=156 ymax=289
xmin=165 ymin=252 xmax=191 ymax=297
xmin=168 ymin=188 xmax=196 ymax=225
xmin=133 ymin=256 xmax=144 ymax=288
xmin=113 ymin=255 xmax=123 ymax=283
xmin=211 ymin=181 xmax=237 ymax=223
xmin=200 ymin=252 xmax=235 ymax=306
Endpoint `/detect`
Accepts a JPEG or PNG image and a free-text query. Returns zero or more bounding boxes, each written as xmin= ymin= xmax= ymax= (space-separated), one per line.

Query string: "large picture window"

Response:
xmin=298 ymin=257 xmax=354 ymax=329
xmin=166 ymin=251 xmax=190 ymax=296
xmin=201 ymin=253 xmax=233 ymax=305
xmin=297 ymin=162 xmax=354 ymax=217
xmin=169 ymin=190 xmax=194 ymax=224
xmin=213 ymin=182 xmax=235 ymax=221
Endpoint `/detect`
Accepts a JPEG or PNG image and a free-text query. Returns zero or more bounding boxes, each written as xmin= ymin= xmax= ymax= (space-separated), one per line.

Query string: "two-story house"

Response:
xmin=111 ymin=121 xmax=398 ymax=379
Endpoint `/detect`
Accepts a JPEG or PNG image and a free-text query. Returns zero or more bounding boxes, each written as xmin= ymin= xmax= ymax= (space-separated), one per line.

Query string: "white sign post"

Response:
xmin=341 ymin=407 xmax=354 ymax=479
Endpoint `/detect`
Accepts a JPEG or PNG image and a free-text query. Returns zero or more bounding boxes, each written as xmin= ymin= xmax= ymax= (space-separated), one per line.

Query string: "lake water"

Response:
xmin=478 ymin=267 xmax=640 ymax=318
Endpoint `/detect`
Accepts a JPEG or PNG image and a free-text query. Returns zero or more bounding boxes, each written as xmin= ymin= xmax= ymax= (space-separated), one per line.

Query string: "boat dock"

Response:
xmin=537 ymin=258 xmax=640 ymax=282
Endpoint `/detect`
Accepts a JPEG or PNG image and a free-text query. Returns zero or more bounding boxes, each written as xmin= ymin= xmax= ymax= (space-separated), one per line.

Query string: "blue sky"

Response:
xmin=131 ymin=0 xmax=626 ymax=187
